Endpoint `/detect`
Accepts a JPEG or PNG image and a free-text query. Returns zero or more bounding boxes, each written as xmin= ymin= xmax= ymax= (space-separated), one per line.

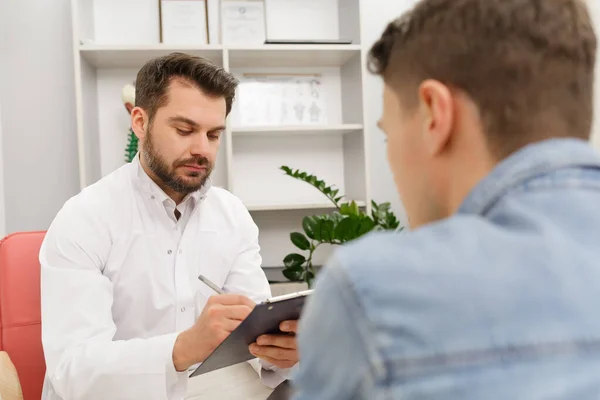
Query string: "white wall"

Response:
xmin=0 ymin=0 xmax=599 ymax=235
xmin=0 ymin=0 xmax=410 ymax=234
xmin=360 ymin=0 xmax=418 ymax=227
xmin=0 ymin=0 xmax=80 ymax=233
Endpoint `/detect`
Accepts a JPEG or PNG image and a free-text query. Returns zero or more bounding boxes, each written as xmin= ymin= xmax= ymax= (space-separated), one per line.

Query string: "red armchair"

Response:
xmin=0 ymin=232 xmax=46 ymax=399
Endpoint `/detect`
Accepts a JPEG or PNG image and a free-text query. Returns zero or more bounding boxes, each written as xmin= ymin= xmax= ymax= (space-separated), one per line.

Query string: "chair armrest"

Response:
xmin=0 ymin=351 xmax=23 ymax=400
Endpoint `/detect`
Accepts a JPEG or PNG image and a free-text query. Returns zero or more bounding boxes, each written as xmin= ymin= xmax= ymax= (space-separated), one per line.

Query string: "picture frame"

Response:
xmin=159 ymin=0 xmax=210 ymax=44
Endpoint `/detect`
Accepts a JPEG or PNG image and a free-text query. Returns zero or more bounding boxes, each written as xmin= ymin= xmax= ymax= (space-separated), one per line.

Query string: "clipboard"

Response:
xmin=189 ymin=289 xmax=313 ymax=377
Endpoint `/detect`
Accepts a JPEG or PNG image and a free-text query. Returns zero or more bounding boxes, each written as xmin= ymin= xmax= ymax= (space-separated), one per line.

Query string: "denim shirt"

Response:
xmin=292 ymin=139 xmax=600 ymax=399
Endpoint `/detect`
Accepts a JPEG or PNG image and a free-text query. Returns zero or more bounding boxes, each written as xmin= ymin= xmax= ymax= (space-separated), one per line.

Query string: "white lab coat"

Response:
xmin=40 ymin=156 xmax=286 ymax=400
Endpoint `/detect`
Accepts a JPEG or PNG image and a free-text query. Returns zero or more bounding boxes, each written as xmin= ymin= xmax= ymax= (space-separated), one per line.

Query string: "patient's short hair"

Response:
xmin=368 ymin=0 xmax=597 ymax=157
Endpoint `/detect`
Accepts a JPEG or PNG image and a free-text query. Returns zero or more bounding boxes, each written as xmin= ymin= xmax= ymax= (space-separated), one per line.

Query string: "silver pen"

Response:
xmin=197 ymin=274 xmax=225 ymax=295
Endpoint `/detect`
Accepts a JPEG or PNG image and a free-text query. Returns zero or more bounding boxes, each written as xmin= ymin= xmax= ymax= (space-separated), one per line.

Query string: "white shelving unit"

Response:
xmin=70 ymin=0 xmax=371 ymax=268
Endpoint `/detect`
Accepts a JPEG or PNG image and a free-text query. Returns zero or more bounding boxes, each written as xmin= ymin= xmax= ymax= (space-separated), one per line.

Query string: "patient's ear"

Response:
xmin=130 ymin=107 xmax=148 ymax=141
xmin=418 ymin=79 xmax=454 ymax=157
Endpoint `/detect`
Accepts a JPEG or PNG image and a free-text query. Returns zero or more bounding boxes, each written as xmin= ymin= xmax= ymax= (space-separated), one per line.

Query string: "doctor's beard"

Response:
xmin=142 ymin=127 xmax=214 ymax=195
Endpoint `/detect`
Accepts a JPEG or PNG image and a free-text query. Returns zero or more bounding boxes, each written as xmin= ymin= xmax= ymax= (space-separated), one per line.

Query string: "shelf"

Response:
xmin=79 ymin=44 xmax=224 ymax=68
xmin=78 ymin=44 xmax=362 ymax=69
xmin=246 ymin=201 xmax=366 ymax=212
xmin=72 ymin=0 xmax=371 ymax=273
xmin=231 ymin=124 xmax=363 ymax=136
xmin=227 ymin=45 xmax=362 ymax=68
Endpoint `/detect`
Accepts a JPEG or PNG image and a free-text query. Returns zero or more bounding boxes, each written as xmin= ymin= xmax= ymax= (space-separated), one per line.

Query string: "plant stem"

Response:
xmin=305 ymin=242 xmax=320 ymax=286
xmin=325 ymin=194 xmax=341 ymax=210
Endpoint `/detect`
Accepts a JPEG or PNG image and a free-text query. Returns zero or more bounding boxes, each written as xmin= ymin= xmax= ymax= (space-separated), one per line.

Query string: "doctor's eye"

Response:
xmin=177 ymin=128 xmax=193 ymax=136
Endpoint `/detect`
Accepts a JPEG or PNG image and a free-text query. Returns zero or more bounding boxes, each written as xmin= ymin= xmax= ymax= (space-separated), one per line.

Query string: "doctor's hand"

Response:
xmin=172 ymin=294 xmax=255 ymax=372
xmin=249 ymin=320 xmax=299 ymax=369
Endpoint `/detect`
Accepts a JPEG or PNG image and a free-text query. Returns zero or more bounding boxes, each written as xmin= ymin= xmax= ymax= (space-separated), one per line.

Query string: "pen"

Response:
xmin=197 ymin=274 xmax=225 ymax=295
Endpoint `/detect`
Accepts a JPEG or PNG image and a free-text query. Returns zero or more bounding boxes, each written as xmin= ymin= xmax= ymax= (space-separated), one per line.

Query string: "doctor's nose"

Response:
xmin=189 ymin=134 xmax=212 ymax=156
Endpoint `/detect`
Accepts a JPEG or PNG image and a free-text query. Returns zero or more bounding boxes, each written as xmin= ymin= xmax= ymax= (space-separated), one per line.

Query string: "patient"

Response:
xmin=293 ymin=0 xmax=600 ymax=398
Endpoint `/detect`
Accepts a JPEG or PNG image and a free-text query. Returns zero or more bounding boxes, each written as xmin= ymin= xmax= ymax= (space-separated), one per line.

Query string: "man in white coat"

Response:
xmin=39 ymin=52 xmax=298 ymax=400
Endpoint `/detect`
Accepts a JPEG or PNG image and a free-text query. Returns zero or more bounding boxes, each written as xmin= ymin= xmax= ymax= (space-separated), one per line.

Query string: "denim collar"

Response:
xmin=458 ymin=138 xmax=600 ymax=216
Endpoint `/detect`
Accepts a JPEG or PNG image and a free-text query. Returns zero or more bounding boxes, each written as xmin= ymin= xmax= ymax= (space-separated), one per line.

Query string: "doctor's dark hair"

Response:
xmin=135 ymin=52 xmax=238 ymax=123
xmin=368 ymin=0 xmax=597 ymax=158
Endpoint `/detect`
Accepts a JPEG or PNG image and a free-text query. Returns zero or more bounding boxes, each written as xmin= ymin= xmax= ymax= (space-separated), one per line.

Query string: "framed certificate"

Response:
xmin=220 ymin=0 xmax=266 ymax=45
xmin=160 ymin=0 xmax=209 ymax=44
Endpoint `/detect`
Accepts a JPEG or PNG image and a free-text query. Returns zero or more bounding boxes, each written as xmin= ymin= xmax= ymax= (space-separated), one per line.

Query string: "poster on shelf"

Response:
xmin=237 ymin=74 xmax=328 ymax=126
xmin=160 ymin=0 xmax=208 ymax=44
xmin=221 ymin=1 xmax=266 ymax=45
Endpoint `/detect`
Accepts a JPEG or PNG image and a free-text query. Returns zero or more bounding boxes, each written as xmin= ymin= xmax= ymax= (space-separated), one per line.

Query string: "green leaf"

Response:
xmin=302 ymin=216 xmax=318 ymax=240
xmin=350 ymin=201 xmax=360 ymax=215
xmin=328 ymin=211 xmax=344 ymax=224
xmin=283 ymin=267 xmax=303 ymax=282
xmin=319 ymin=219 xmax=335 ymax=242
xmin=340 ymin=201 xmax=361 ymax=216
xmin=385 ymin=213 xmax=400 ymax=230
xmin=302 ymin=269 xmax=316 ymax=287
xmin=352 ymin=217 xmax=368 ymax=241
xmin=290 ymin=232 xmax=310 ymax=250
xmin=340 ymin=203 xmax=354 ymax=216
xmin=283 ymin=253 xmax=306 ymax=268
xmin=378 ymin=202 xmax=391 ymax=212
xmin=334 ymin=217 xmax=354 ymax=242
xmin=358 ymin=217 xmax=375 ymax=235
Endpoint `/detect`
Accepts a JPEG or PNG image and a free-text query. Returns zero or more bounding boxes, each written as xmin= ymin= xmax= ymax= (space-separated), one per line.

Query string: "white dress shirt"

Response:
xmin=40 ymin=156 xmax=287 ymax=400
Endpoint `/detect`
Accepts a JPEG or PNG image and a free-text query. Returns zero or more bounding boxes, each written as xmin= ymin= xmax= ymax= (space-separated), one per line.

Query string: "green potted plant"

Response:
xmin=280 ymin=166 xmax=402 ymax=286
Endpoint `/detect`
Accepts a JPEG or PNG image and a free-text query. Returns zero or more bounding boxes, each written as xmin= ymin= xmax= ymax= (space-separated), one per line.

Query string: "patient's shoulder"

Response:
xmin=333 ymin=215 xmax=494 ymax=297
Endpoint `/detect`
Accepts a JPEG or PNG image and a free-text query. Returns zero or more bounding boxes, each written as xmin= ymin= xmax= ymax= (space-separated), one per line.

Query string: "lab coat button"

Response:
xmin=167 ymin=249 xmax=172 ymax=255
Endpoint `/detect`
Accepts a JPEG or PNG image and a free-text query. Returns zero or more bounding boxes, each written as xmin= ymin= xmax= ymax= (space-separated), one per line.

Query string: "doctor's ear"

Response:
xmin=131 ymin=107 xmax=149 ymax=141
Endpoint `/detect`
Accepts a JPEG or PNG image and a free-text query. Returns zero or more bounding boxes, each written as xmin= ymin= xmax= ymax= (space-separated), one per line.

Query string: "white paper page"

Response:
xmin=161 ymin=0 xmax=208 ymax=44
xmin=221 ymin=1 xmax=266 ymax=45
xmin=186 ymin=362 xmax=273 ymax=400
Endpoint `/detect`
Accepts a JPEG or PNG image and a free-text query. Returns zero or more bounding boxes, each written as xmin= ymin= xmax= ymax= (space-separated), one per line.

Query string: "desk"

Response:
xmin=185 ymin=362 xmax=274 ymax=400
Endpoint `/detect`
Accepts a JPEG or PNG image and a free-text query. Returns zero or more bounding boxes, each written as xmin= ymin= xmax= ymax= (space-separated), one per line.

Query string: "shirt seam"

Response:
xmin=329 ymin=259 xmax=388 ymax=387
xmin=481 ymin=179 xmax=600 ymax=217
xmin=386 ymin=337 xmax=600 ymax=380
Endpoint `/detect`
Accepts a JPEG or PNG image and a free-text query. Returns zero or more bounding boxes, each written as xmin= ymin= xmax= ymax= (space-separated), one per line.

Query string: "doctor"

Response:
xmin=40 ymin=52 xmax=298 ymax=400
